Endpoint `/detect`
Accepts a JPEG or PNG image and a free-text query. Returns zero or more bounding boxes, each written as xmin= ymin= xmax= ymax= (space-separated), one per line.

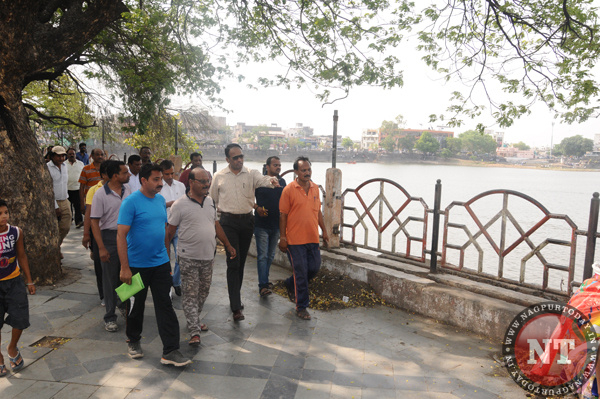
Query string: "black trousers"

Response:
xmin=100 ymin=230 xmax=122 ymax=323
xmin=67 ymin=190 xmax=83 ymax=225
xmin=126 ymin=262 xmax=180 ymax=355
xmin=90 ymin=233 xmax=103 ymax=300
xmin=220 ymin=213 xmax=254 ymax=312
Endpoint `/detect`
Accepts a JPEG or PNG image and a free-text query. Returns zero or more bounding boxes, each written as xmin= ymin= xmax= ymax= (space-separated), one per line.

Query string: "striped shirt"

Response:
xmin=78 ymin=163 xmax=102 ymax=196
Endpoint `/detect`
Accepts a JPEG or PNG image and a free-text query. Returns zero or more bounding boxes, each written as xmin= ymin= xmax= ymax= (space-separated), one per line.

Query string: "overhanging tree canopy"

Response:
xmin=2 ymin=0 xmax=600 ymax=281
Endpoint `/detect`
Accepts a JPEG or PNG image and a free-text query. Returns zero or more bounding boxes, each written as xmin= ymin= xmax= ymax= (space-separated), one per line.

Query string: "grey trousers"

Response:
xmin=101 ymin=230 xmax=123 ymax=323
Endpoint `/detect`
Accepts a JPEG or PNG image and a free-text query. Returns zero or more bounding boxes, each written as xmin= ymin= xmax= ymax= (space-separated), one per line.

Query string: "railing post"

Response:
xmin=583 ymin=192 xmax=600 ymax=280
xmin=213 ymin=160 xmax=217 ymax=175
xmin=124 ymin=152 xmax=127 ymax=163
xmin=430 ymin=179 xmax=442 ymax=274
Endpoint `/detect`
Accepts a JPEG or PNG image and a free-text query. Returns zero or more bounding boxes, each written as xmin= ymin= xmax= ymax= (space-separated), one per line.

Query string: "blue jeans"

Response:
xmin=254 ymin=226 xmax=280 ymax=289
xmin=285 ymin=243 xmax=321 ymax=311
xmin=169 ymin=231 xmax=181 ymax=287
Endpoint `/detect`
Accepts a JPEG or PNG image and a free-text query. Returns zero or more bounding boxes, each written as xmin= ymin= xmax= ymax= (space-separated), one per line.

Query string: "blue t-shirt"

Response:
xmin=254 ymin=176 xmax=286 ymax=229
xmin=117 ymin=190 xmax=170 ymax=268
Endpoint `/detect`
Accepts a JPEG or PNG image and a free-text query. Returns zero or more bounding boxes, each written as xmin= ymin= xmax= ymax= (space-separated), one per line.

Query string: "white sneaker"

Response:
xmin=105 ymin=321 xmax=118 ymax=332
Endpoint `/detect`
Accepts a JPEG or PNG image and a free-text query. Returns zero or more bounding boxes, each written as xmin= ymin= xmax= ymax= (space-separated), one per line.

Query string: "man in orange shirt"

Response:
xmin=278 ymin=156 xmax=329 ymax=320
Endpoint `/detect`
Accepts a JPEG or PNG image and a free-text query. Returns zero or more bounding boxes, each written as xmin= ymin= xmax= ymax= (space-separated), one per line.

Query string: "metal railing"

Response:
xmin=337 ymin=177 xmax=600 ymax=296
xmin=340 ymin=178 xmax=429 ymax=262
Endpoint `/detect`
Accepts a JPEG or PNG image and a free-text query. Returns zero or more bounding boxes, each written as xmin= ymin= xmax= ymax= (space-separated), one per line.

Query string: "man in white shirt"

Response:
xmin=66 ymin=148 xmax=85 ymax=228
xmin=46 ymin=146 xmax=70 ymax=248
xmin=125 ymin=154 xmax=142 ymax=192
xmin=160 ymin=159 xmax=186 ymax=295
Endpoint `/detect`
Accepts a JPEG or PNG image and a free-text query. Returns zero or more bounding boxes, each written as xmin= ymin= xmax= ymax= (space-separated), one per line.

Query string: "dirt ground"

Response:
xmin=271 ymin=268 xmax=386 ymax=310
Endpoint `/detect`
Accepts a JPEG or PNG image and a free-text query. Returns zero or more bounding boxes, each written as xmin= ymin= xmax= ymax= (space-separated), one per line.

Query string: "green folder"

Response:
xmin=115 ymin=273 xmax=145 ymax=302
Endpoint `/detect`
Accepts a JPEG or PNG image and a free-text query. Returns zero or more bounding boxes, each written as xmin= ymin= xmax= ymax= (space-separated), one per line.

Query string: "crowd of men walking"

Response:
xmin=40 ymin=143 xmax=329 ymax=367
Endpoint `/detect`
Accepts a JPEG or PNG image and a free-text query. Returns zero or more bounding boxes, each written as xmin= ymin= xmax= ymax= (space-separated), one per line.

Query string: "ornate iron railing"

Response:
xmin=335 ymin=176 xmax=600 ymax=296
xmin=340 ymin=178 xmax=429 ymax=262
xmin=441 ymin=190 xmax=579 ymax=295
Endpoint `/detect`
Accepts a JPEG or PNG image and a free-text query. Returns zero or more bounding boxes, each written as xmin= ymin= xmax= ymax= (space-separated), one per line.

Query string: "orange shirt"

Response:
xmin=78 ymin=163 xmax=101 ymax=196
xmin=279 ymin=180 xmax=321 ymax=245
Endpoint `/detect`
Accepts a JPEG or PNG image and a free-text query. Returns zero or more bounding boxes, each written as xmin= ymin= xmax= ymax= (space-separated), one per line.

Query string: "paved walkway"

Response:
xmin=0 ymin=228 xmax=526 ymax=398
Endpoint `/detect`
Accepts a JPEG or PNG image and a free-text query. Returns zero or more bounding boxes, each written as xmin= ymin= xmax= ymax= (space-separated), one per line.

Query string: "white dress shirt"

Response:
xmin=66 ymin=159 xmax=84 ymax=191
xmin=126 ymin=171 xmax=141 ymax=193
xmin=161 ymin=179 xmax=186 ymax=216
xmin=47 ymin=160 xmax=68 ymax=208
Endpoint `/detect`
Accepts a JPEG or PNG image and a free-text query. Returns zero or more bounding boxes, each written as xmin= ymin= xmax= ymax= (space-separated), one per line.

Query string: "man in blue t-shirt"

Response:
xmin=117 ymin=163 xmax=191 ymax=367
xmin=254 ymin=156 xmax=286 ymax=297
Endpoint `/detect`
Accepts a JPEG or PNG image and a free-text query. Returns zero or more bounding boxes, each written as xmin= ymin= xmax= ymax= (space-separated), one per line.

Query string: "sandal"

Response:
xmin=9 ymin=348 xmax=24 ymax=372
xmin=200 ymin=323 xmax=209 ymax=332
xmin=260 ymin=287 xmax=272 ymax=297
xmin=296 ymin=309 xmax=311 ymax=320
xmin=0 ymin=364 xmax=7 ymax=377
xmin=189 ymin=335 xmax=201 ymax=345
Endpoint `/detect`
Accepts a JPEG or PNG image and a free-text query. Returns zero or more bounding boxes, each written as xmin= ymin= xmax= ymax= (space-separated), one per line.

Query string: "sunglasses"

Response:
xmin=231 ymin=154 xmax=244 ymax=161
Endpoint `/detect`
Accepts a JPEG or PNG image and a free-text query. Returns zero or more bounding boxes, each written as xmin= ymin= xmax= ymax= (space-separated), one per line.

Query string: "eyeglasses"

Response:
xmin=190 ymin=178 xmax=210 ymax=184
xmin=231 ymin=154 xmax=244 ymax=161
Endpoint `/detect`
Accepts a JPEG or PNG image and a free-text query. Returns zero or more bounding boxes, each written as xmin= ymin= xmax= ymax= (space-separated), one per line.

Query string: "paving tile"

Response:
xmin=301 ymin=369 xmax=334 ymax=384
xmin=90 ymin=386 xmax=131 ymax=399
xmin=176 ymin=373 xmax=268 ymax=398
xmin=183 ymin=360 xmax=231 ymax=376
xmin=270 ymin=366 xmax=302 ymax=380
xmin=102 ymin=366 xmax=153 ymax=389
xmin=273 ymin=351 xmax=306 ymax=369
xmin=233 ymin=352 xmax=279 ymax=367
xmin=303 ymin=356 xmax=336 ymax=371
xmin=134 ymin=367 xmax=184 ymax=392
xmin=13 ymin=381 xmax=66 ymax=399
xmin=227 ymin=364 xmax=272 ymax=379
xmin=0 ymin=378 xmax=36 ymax=397
xmin=362 ymin=373 xmax=395 ymax=389
xmin=83 ymin=354 xmax=130 ymax=374
xmin=49 ymin=364 xmax=88 ymax=382
xmin=331 ymin=371 xmax=364 ymax=387
xmin=261 ymin=373 xmax=299 ymax=399
xmin=51 ymin=383 xmax=99 ymax=398
xmin=329 ymin=384 xmax=362 ymax=399
xmin=124 ymin=389 xmax=164 ymax=399
xmin=294 ymin=382 xmax=332 ymax=399
xmin=361 ymin=387 xmax=397 ymax=399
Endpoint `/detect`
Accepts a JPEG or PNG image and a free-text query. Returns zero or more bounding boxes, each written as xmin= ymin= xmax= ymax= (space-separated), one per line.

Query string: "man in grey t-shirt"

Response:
xmin=166 ymin=168 xmax=236 ymax=345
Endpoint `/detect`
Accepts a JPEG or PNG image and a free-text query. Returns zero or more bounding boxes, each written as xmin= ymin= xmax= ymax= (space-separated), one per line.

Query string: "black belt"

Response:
xmin=220 ymin=212 xmax=253 ymax=218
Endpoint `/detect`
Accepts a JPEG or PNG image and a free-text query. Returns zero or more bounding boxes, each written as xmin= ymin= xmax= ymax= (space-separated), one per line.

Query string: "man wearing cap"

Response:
xmin=46 ymin=146 xmax=71 ymax=248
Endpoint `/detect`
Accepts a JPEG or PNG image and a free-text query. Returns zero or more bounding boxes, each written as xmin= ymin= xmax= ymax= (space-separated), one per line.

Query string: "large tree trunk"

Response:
xmin=0 ymin=83 xmax=62 ymax=283
xmin=0 ymin=0 xmax=128 ymax=283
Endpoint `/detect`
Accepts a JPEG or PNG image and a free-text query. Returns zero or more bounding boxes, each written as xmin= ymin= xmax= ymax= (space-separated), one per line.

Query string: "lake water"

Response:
xmin=231 ymin=160 xmax=600 ymax=292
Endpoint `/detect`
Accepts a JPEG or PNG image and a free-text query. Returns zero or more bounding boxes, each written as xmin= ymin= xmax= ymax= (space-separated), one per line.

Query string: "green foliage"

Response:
xmin=124 ymin=109 xmax=198 ymax=160
xmin=380 ymin=120 xmax=399 ymax=136
xmin=257 ymin=136 xmax=272 ymax=151
xmin=444 ymin=137 xmax=462 ymax=155
xmin=420 ymin=1 xmax=600 ymax=128
xmin=556 ymin=135 xmax=594 ymax=157
xmin=23 ymin=76 xmax=95 ymax=145
xmin=513 ymin=141 xmax=530 ymax=151
xmin=414 ymin=132 xmax=439 ymax=154
xmin=380 ymin=135 xmax=396 ymax=152
xmin=341 ymin=137 xmax=354 ymax=150
xmin=397 ymin=135 xmax=416 ymax=152
xmin=459 ymin=130 xmax=498 ymax=154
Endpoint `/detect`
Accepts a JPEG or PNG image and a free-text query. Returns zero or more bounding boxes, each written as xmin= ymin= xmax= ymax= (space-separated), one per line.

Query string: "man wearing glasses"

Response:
xmin=209 ymin=144 xmax=279 ymax=321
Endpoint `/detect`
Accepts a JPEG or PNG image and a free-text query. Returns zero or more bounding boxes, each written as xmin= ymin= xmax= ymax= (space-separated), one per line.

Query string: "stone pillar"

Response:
xmin=170 ymin=154 xmax=183 ymax=178
xmin=324 ymin=168 xmax=342 ymax=248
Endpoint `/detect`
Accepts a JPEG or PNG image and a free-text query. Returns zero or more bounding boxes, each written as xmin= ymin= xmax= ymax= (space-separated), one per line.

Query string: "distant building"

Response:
xmin=284 ymin=123 xmax=314 ymax=138
xmin=361 ymin=129 xmax=379 ymax=150
xmin=232 ymin=123 xmax=282 ymax=140
xmin=594 ymin=133 xmax=600 ymax=152
xmin=485 ymin=129 xmax=504 ymax=147
xmin=496 ymin=147 xmax=535 ymax=159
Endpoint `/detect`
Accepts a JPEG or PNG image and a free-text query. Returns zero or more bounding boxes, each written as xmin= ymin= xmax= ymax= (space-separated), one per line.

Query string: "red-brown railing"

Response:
xmin=340 ymin=178 xmax=429 ymax=262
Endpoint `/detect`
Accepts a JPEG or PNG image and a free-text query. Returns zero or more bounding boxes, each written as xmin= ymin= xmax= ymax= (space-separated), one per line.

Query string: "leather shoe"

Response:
xmin=233 ymin=310 xmax=245 ymax=321
xmin=174 ymin=286 xmax=182 ymax=296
